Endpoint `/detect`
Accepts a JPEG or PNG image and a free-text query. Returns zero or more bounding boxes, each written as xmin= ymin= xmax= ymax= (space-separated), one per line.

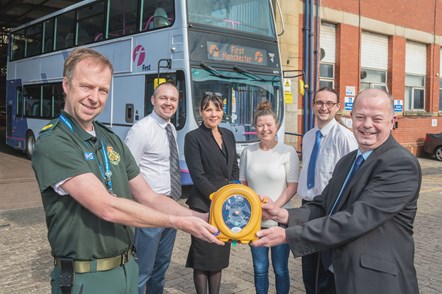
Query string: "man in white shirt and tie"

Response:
xmin=297 ymin=87 xmax=357 ymax=294
xmin=125 ymin=82 xmax=181 ymax=294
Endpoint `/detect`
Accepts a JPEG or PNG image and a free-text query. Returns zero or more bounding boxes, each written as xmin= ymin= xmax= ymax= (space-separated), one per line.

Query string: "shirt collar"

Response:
xmin=151 ymin=110 xmax=170 ymax=129
xmin=357 ymin=149 xmax=373 ymax=161
xmin=60 ymin=110 xmax=97 ymax=142
xmin=317 ymin=118 xmax=337 ymax=137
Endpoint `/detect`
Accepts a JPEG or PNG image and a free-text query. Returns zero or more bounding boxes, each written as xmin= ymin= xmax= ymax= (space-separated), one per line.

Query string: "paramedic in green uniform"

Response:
xmin=32 ymin=48 xmax=223 ymax=294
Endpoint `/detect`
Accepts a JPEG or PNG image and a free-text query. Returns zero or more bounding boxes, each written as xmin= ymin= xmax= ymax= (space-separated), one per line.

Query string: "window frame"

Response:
xmin=20 ymin=83 xmax=64 ymax=119
xmin=404 ymin=74 xmax=426 ymax=111
xmin=360 ymin=68 xmax=388 ymax=92
xmin=439 ymin=78 xmax=442 ymax=112
xmin=319 ymin=62 xmax=335 ymax=89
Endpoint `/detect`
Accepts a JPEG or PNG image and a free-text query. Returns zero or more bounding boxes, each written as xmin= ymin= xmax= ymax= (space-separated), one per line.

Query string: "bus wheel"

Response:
xmin=25 ymin=131 xmax=36 ymax=159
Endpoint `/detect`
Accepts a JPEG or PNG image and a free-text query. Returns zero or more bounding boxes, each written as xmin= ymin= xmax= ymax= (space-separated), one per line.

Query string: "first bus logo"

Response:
xmin=133 ymin=45 xmax=145 ymax=65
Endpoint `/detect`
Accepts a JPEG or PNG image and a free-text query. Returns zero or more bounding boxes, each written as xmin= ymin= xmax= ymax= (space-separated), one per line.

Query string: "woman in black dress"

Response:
xmin=184 ymin=92 xmax=239 ymax=294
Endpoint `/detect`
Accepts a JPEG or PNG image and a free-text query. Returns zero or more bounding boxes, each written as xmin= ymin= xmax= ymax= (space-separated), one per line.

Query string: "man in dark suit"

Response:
xmin=252 ymin=88 xmax=421 ymax=294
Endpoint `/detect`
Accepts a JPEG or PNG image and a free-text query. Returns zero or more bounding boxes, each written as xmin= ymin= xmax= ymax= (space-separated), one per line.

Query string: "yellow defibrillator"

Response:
xmin=209 ymin=184 xmax=263 ymax=244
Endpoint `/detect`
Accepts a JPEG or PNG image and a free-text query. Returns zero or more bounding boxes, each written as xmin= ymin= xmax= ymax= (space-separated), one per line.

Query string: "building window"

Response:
xmin=439 ymin=78 xmax=442 ymax=112
xmin=360 ymin=32 xmax=388 ymax=93
xmin=405 ymin=74 xmax=425 ymax=111
xmin=405 ymin=42 xmax=426 ymax=112
xmin=319 ymin=63 xmax=334 ymax=89
xmin=440 ymin=48 xmax=442 ymax=112
xmin=360 ymin=68 xmax=388 ymax=92
xmin=320 ymin=23 xmax=336 ymax=89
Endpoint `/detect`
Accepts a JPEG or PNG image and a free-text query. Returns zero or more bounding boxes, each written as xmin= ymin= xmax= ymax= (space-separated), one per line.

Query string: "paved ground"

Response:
xmin=0 ymin=128 xmax=441 ymax=293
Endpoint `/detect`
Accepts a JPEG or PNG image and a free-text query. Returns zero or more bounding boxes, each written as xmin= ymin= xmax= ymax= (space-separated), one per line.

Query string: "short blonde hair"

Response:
xmin=63 ymin=48 xmax=113 ymax=82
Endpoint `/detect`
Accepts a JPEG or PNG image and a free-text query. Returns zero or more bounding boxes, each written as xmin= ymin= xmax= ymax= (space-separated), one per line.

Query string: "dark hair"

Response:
xmin=315 ymin=87 xmax=339 ymax=104
xmin=63 ymin=48 xmax=113 ymax=82
xmin=200 ymin=92 xmax=223 ymax=111
xmin=254 ymin=101 xmax=278 ymax=126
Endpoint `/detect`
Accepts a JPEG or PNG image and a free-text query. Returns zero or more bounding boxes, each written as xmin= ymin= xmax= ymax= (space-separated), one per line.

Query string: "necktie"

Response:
xmin=307 ymin=130 xmax=322 ymax=189
xmin=329 ymin=154 xmax=365 ymax=215
xmin=322 ymin=154 xmax=365 ymax=270
xmin=165 ymin=124 xmax=182 ymax=200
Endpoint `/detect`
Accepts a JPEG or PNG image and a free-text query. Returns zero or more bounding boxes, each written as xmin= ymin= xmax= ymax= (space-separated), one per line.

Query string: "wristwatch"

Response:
xmin=209 ymin=184 xmax=263 ymax=244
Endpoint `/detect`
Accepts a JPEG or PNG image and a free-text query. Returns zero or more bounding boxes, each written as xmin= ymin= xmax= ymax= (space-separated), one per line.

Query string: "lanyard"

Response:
xmin=59 ymin=114 xmax=113 ymax=192
xmin=99 ymin=140 xmax=113 ymax=192
xmin=59 ymin=114 xmax=74 ymax=132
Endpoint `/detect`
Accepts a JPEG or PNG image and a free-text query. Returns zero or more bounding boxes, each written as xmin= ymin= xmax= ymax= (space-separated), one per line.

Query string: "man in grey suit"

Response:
xmin=253 ymin=88 xmax=421 ymax=294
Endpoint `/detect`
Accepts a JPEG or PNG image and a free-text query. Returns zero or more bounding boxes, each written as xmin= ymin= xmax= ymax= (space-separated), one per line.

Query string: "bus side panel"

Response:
xmin=97 ymin=74 xmax=146 ymax=139
xmin=6 ymin=79 xmax=27 ymax=151
xmin=91 ymin=39 xmax=132 ymax=74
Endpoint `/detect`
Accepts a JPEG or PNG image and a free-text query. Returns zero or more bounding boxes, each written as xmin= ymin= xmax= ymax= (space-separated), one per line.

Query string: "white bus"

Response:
xmin=6 ymin=0 xmax=285 ymax=184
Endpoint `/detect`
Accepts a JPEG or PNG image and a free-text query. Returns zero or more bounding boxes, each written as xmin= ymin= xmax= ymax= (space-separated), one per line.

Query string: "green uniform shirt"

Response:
xmin=32 ymin=111 xmax=140 ymax=260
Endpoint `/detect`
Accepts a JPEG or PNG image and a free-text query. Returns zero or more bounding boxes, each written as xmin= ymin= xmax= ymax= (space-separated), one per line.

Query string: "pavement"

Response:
xmin=0 ymin=128 xmax=441 ymax=293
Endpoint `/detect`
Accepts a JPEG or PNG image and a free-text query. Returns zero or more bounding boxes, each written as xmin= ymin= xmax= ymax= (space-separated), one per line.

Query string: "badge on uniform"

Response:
xmin=84 ymin=152 xmax=95 ymax=160
xmin=106 ymin=146 xmax=121 ymax=165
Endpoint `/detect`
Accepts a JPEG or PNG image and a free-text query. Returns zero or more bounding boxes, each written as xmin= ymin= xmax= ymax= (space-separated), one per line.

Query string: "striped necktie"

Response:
xmin=165 ymin=124 xmax=182 ymax=200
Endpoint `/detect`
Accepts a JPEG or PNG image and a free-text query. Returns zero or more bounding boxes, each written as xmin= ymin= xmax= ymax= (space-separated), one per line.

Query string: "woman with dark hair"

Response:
xmin=184 ymin=92 xmax=239 ymax=294
xmin=240 ymin=101 xmax=299 ymax=294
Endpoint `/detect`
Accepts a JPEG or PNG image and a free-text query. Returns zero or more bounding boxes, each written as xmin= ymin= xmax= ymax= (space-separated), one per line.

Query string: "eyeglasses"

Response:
xmin=204 ymin=91 xmax=223 ymax=98
xmin=313 ymin=100 xmax=337 ymax=108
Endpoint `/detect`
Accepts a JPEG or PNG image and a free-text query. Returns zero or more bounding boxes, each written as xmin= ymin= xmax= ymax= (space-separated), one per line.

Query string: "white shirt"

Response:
xmin=124 ymin=111 xmax=178 ymax=196
xmin=240 ymin=142 xmax=299 ymax=227
xmin=297 ymin=118 xmax=358 ymax=201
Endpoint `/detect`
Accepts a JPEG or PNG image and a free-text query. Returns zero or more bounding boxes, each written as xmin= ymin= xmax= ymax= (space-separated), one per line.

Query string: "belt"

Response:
xmin=54 ymin=250 xmax=133 ymax=274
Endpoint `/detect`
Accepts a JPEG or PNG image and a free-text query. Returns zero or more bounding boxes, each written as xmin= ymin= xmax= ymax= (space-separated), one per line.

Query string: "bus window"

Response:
xmin=141 ymin=0 xmax=174 ymax=31
xmin=11 ymin=29 xmax=25 ymax=60
xmin=191 ymin=67 xmax=282 ymax=142
xmin=187 ymin=0 xmax=276 ymax=37
xmin=43 ymin=19 xmax=55 ymax=53
xmin=23 ymin=85 xmax=42 ymax=117
xmin=108 ymin=0 xmax=138 ymax=39
xmin=42 ymin=85 xmax=53 ymax=118
xmin=53 ymin=83 xmax=65 ymax=117
xmin=55 ymin=11 xmax=75 ymax=50
xmin=16 ymin=87 xmax=23 ymax=117
xmin=77 ymin=1 xmax=105 ymax=46
xmin=26 ymin=23 xmax=43 ymax=57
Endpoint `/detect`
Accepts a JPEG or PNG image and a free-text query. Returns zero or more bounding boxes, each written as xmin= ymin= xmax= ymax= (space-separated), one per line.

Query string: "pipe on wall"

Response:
xmin=308 ymin=0 xmax=314 ymax=129
xmin=303 ymin=0 xmax=310 ymax=133
xmin=313 ymin=0 xmax=320 ymax=115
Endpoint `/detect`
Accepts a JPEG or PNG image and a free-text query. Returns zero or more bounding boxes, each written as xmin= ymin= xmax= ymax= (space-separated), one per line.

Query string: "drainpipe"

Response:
xmin=308 ymin=0 xmax=315 ymax=129
xmin=313 ymin=0 xmax=320 ymax=111
xmin=303 ymin=0 xmax=310 ymax=133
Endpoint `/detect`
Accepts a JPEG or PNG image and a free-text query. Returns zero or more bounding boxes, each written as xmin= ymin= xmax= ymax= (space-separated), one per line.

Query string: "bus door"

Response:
xmin=6 ymin=79 xmax=27 ymax=151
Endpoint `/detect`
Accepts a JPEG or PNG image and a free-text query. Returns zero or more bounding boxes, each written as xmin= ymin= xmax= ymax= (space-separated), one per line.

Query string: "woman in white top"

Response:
xmin=239 ymin=101 xmax=299 ymax=294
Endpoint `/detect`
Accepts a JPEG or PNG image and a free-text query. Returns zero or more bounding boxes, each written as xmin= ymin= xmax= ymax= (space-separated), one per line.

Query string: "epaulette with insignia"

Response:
xmin=39 ymin=118 xmax=60 ymax=136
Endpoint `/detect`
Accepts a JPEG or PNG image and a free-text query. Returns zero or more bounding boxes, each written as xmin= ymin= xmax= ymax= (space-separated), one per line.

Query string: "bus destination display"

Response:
xmin=207 ymin=41 xmax=268 ymax=66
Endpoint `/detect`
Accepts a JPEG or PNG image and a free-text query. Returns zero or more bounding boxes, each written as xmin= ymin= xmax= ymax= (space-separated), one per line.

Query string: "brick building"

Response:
xmin=280 ymin=0 xmax=442 ymax=155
